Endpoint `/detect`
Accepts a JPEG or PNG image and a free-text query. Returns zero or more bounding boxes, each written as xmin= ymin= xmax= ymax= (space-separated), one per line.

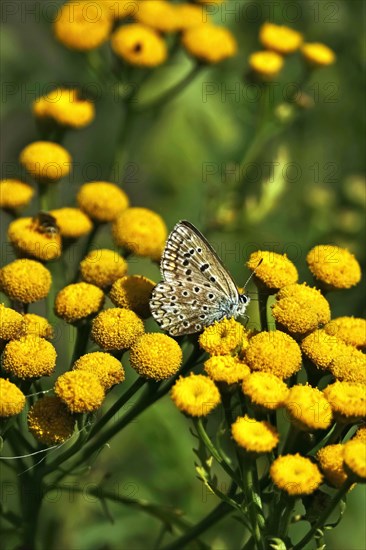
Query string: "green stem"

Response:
xmin=46 ymin=259 xmax=64 ymax=326
xmin=21 ymin=469 xmax=44 ymax=549
xmin=71 ymin=323 xmax=91 ymax=365
xmin=281 ymin=424 xmax=300 ymax=455
xmin=195 ymin=417 xmax=242 ymax=487
xmin=257 ymin=290 xmax=269 ymax=331
xmin=134 ymin=63 xmax=204 ymax=114
xmin=88 ymin=376 xmax=147 ymax=438
xmin=162 ymin=501 xmax=232 ymax=550
xmin=241 ymin=453 xmax=266 ymax=550
xmin=293 ymin=479 xmax=353 ymax=550
xmin=71 ymin=224 xmax=100 ymax=284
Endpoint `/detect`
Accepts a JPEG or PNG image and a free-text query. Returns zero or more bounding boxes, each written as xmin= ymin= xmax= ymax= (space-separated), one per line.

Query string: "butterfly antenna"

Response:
xmin=242 ymin=258 xmax=263 ymax=292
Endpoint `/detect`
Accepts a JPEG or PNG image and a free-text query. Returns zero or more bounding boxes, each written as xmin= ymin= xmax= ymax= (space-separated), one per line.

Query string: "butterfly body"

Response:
xmin=150 ymin=221 xmax=250 ymax=336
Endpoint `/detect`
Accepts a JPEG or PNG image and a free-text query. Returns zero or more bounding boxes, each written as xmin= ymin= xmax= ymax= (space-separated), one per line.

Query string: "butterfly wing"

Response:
xmin=150 ymin=221 xmax=241 ymax=336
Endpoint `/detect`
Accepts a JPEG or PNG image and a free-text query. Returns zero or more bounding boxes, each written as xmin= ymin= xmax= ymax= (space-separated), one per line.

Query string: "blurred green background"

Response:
xmin=1 ymin=0 xmax=365 ymax=548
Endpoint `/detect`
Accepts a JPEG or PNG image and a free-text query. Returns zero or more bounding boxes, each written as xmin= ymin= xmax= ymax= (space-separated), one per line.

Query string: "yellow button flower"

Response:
xmin=182 ymin=24 xmax=237 ymax=63
xmin=232 ymin=415 xmax=279 ymax=453
xmin=301 ymin=43 xmax=336 ymax=67
xmin=103 ymin=0 xmax=137 ymax=20
xmin=259 ymin=22 xmax=303 ymax=54
xmin=0 ymin=304 xmax=24 ymax=341
xmin=0 ymin=259 xmax=51 ymax=303
xmin=249 ymin=51 xmax=284 ymax=80
xmin=354 ymin=425 xmax=366 ymax=443
xmin=329 ymin=346 xmax=366 ymax=385
xmin=73 ymin=351 xmax=125 ymax=390
xmin=53 ymin=0 xmax=112 ymax=51
xmin=130 ymin=333 xmax=183 ymax=380
xmin=80 ymin=249 xmax=127 ymax=288
xmin=323 ymin=381 xmax=366 ymax=423
xmin=33 ymin=88 xmax=95 ymax=129
xmin=324 ymin=317 xmax=366 ymax=349
xmin=113 ymin=207 xmax=168 ymax=260
xmin=111 ymin=24 xmax=168 ymax=67
xmin=27 ymin=396 xmax=75 ymax=446
xmin=272 ymin=283 xmax=331 ymax=336
xmin=55 ymin=371 xmax=105 ymax=413
xmin=343 ymin=439 xmax=366 ymax=481
xmin=0 ymin=379 xmax=26 ymax=417
xmin=8 ymin=217 xmax=62 ymax=261
xmin=317 ymin=444 xmax=348 ymax=488
xmin=77 ymin=182 xmax=129 ymax=223
xmin=109 ymin=275 xmax=155 ymax=318
xmin=50 ymin=208 xmax=93 ymax=239
xmin=21 ymin=313 xmax=53 ymax=339
xmin=19 ymin=141 xmax=72 ymax=183
xmin=135 ymin=0 xmax=178 ymax=33
xmin=245 ymin=331 xmax=302 ymax=379
xmin=0 ymin=179 xmax=34 ymax=210
xmin=55 ymin=282 xmax=104 ymax=324
xmin=171 ymin=373 xmax=221 ymax=417
xmin=270 ymin=454 xmax=323 ymax=495
xmin=204 ymin=355 xmax=250 ymax=384
xmin=246 ymin=251 xmax=298 ymax=291
xmin=3 ymin=336 xmax=57 ymax=379
xmin=307 ymin=245 xmax=361 ymax=289
xmin=199 ymin=317 xmax=245 ymax=355
xmin=91 ymin=308 xmax=144 ymax=350
xmin=242 ymin=372 xmax=289 ymax=410
xmin=285 ymin=384 xmax=332 ymax=431
xmin=174 ymin=4 xmax=207 ymax=30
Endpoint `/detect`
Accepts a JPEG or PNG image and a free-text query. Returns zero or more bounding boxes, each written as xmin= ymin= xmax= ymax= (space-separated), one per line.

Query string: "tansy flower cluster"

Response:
xmin=249 ymin=21 xmax=335 ymax=81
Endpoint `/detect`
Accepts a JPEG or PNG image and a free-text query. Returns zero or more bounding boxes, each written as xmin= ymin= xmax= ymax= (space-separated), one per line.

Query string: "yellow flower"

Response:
xmin=55 ymin=282 xmax=104 ymax=324
xmin=204 ymin=355 xmax=250 ymax=384
xmin=3 ymin=336 xmax=57 ymax=379
xmin=0 ymin=379 xmax=26 ymax=417
xmin=130 ymin=333 xmax=183 ymax=381
xmin=50 ymin=208 xmax=93 ymax=239
xmin=285 ymin=384 xmax=332 ymax=431
xmin=301 ymin=43 xmax=336 ymax=67
xmin=195 ymin=0 xmax=223 ymax=3
xmin=307 ymin=245 xmax=361 ymax=289
xmin=232 ymin=415 xmax=279 ymax=453
xmin=242 ymin=372 xmax=289 ymax=410
xmin=272 ymin=283 xmax=331 ymax=336
xmin=0 ymin=304 xmax=24 ymax=341
xmin=259 ymin=22 xmax=303 ymax=54
xmin=0 ymin=259 xmax=51 ymax=303
xmin=199 ymin=318 xmax=245 ymax=355
xmin=111 ymin=24 xmax=167 ymax=67
xmin=91 ymin=308 xmax=144 ymax=350
xmin=73 ymin=352 xmax=125 ymax=390
xmin=301 ymin=329 xmax=366 ymax=383
xmin=8 ymin=217 xmax=62 ymax=261
xmin=353 ymin=424 xmax=366 ymax=443
xmin=174 ymin=4 xmax=207 ymax=30
xmin=55 ymin=371 xmax=105 ymax=413
xmin=182 ymin=24 xmax=237 ymax=63
xmin=249 ymin=51 xmax=284 ymax=80
xmin=33 ymin=88 xmax=95 ymax=128
xmin=324 ymin=317 xmax=366 ymax=349
xmin=19 ymin=141 xmax=72 ymax=183
xmin=171 ymin=374 xmax=220 ymax=417
xmin=103 ymin=0 xmax=137 ymax=20
xmin=80 ymin=249 xmax=127 ymax=288
xmin=246 ymin=251 xmax=298 ymax=292
xmin=21 ymin=313 xmax=53 ymax=339
xmin=270 ymin=454 xmax=323 ymax=495
xmin=77 ymin=181 xmax=129 ymax=222
xmin=343 ymin=439 xmax=366 ymax=481
xmin=323 ymin=381 xmax=366 ymax=423
xmin=109 ymin=275 xmax=155 ymax=318
xmin=27 ymin=396 xmax=75 ymax=446
xmin=317 ymin=445 xmax=348 ymax=488
xmin=53 ymin=0 xmax=112 ymax=51
xmin=113 ymin=207 xmax=167 ymax=260
xmin=135 ymin=1 xmax=178 ymax=33
xmin=0 ymin=179 xmax=34 ymax=210
xmin=245 ymin=331 xmax=302 ymax=379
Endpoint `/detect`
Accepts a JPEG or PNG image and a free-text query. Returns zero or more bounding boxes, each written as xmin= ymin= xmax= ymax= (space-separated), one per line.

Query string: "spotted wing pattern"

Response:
xmin=150 ymin=220 xmax=242 ymax=336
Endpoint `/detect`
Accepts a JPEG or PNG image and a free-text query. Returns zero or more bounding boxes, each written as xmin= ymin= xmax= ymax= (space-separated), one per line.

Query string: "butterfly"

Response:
xmin=150 ymin=220 xmax=250 ymax=336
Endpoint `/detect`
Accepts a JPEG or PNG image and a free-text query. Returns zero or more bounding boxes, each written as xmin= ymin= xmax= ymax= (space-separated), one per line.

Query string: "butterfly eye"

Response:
xmin=240 ymin=295 xmax=248 ymax=304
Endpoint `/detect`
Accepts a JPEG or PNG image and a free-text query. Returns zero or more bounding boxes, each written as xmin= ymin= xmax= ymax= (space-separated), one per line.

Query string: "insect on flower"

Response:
xmin=32 ymin=211 xmax=60 ymax=237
